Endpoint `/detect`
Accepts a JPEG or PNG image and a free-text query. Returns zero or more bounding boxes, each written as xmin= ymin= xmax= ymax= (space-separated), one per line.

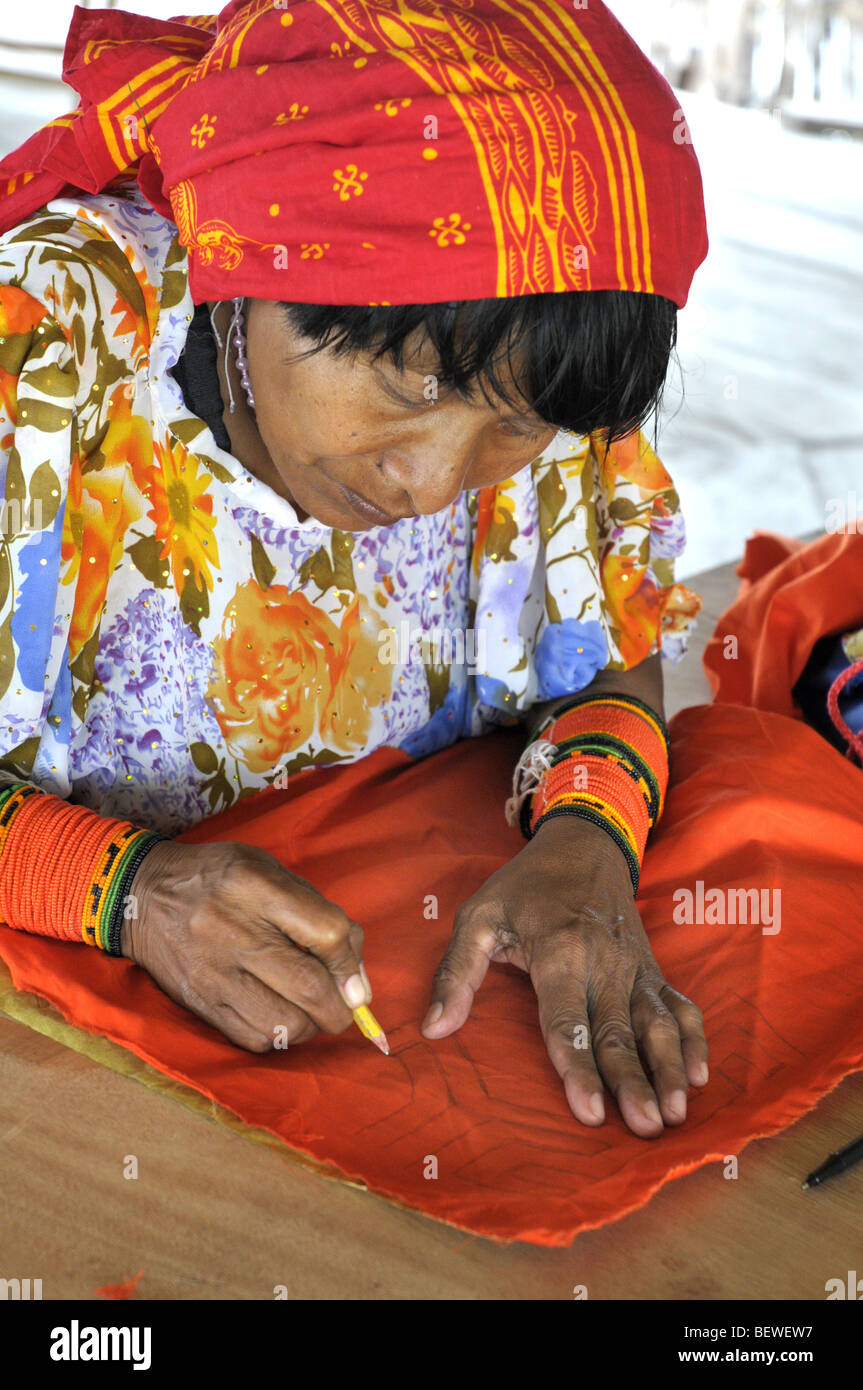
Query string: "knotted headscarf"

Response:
xmin=0 ymin=0 xmax=708 ymax=307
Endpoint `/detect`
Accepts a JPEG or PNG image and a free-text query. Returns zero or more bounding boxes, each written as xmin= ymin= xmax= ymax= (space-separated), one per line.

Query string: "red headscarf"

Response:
xmin=0 ymin=0 xmax=708 ymax=308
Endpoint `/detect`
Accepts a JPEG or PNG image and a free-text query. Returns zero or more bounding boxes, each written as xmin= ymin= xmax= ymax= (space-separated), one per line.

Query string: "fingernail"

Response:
xmin=589 ymin=1093 xmax=605 ymax=1122
xmin=693 ymin=1062 xmax=709 ymax=1085
xmin=359 ymin=962 xmax=372 ymax=1000
xmin=643 ymin=1099 xmax=663 ymax=1127
xmin=668 ymin=1089 xmax=687 ymax=1120
xmin=343 ymin=973 xmax=367 ymax=1008
xmin=422 ymin=1001 xmax=444 ymax=1031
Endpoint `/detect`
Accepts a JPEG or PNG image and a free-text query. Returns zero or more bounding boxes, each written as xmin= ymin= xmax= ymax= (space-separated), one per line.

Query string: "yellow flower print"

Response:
xmin=374 ymin=98 xmax=412 ymax=116
xmin=274 ymin=105 xmax=309 ymax=123
xmin=190 ymin=113 xmax=217 ymax=150
xmin=556 ymin=436 xmax=591 ymax=480
xmin=332 ymin=164 xmax=368 ymax=200
xmin=148 ymin=433 xmax=219 ymax=594
xmin=430 ymin=213 xmax=472 ymax=247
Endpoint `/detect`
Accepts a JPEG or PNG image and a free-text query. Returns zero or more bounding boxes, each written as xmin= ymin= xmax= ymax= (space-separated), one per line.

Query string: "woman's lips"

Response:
xmin=338 ymin=482 xmax=406 ymax=528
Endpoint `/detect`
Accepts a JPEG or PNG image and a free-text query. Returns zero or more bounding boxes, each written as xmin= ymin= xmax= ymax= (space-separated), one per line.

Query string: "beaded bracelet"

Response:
xmin=0 ymin=780 xmax=168 ymax=956
xmin=103 ymin=829 xmax=167 ymax=956
xmin=534 ymin=693 xmax=669 ymax=821
xmin=505 ymin=693 xmax=670 ymax=894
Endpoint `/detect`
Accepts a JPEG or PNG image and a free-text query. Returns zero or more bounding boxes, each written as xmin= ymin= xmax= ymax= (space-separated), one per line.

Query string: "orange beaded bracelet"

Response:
xmin=0 ymin=782 xmax=167 ymax=952
xmin=507 ymin=693 xmax=670 ymax=893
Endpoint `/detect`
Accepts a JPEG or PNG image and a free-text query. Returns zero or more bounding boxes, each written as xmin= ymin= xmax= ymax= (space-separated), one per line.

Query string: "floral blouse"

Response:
xmin=0 ymin=184 xmax=699 ymax=834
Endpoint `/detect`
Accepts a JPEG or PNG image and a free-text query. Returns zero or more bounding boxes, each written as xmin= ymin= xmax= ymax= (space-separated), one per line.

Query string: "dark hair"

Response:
xmin=279 ymin=290 xmax=677 ymax=447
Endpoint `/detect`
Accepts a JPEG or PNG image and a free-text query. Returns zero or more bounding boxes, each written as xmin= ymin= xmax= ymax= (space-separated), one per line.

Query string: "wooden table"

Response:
xmin=1 ymin=552 xmax=861 ymax=1301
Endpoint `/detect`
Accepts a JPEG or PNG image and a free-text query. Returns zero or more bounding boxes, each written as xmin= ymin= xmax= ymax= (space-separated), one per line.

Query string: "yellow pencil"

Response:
xmin=352 ymin=1003 xmax=390 ymax=1055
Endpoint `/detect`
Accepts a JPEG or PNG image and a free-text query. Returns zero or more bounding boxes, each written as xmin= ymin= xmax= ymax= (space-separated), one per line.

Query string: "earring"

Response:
xmin=208 ymin=299 xmax=237 ymax=414
xmin=231 ymin=297 xmax=256 ymax=412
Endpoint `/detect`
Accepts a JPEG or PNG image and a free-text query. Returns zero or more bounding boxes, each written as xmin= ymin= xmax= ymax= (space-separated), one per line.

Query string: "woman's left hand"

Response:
xmin=421 ymin=814 xmax=709 ymax=1138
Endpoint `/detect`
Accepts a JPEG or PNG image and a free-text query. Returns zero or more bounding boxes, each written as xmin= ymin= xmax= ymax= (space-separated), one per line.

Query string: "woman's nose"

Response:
xmin=379 ymin=430 xmax=476 ymax=517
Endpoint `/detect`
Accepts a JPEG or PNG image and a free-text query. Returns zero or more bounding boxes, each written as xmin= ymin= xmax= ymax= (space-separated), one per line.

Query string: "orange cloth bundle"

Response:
xmin=0 ymin=692 xmax=862 ymax=1243
xmin=703 ymin=528 xmax=863 ymax=712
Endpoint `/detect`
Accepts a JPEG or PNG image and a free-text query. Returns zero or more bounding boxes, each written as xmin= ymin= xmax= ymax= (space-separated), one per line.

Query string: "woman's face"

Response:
xmin=242 ymin=298 xmax=558 ymax=530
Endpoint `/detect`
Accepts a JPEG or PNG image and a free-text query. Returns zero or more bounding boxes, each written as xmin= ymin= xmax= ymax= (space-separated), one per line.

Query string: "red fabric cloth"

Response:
xmin=1 ymin=706 xmax=862 ymax=1245
xmin=0 ymin=1 xmax=709 ymax=307
xmin=703 ymin=529 xmax=863 ymax=713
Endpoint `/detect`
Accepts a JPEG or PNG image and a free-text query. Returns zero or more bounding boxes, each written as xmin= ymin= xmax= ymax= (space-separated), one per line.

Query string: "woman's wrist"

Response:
xmin=120 ymin=838 xmax=181 ymax=962
xmin=531 ymin=811 xmax=636 ymax=892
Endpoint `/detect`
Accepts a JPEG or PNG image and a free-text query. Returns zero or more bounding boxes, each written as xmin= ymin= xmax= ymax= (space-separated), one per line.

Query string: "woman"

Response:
xmin=0 ymin=0 xmax=709 ymax=1139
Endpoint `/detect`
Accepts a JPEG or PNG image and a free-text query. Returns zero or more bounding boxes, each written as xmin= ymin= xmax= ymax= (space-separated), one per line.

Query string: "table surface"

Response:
xmin=2 ymin=552 xmax=861 ymax=1301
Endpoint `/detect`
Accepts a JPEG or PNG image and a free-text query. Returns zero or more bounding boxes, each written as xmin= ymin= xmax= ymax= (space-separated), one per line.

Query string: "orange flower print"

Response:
xmin=149 ymin=433 xmax=219 ymax=593
xmin=62 ymin=388 xmax=153 ymax=662
xmin=0 ymin=287 xmax=47 ymax=426
xmin=0 ymin=285 xmax=45 ymax=338
xmin=103 ymin=384 xmax=154 ymax=491
xmin=471 ymin=484 xmax=518 ymax=576
xmin=601 ymin=551 xmax=660 ymax=668
xmin=661 ymin=582 xmax=702 ymax=637
xmin=472 ymin=487 xmax=495 ymax=577
xmin=108 ymin=247 xmax=161 ymax=362
xmin=0 ymin=362 xmax=16 ymax=427
xmin=207 ymin=580 xmax=392 ymax=774
xmin=597 ymin=428 xmax=672 ymax=500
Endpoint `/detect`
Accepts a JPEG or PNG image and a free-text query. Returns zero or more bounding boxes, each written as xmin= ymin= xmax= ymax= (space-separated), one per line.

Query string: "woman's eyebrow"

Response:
xmin=370 ymin=360 xmax=444 ymax=403
xmin=370 ymin=361 xmax=546 ymax=423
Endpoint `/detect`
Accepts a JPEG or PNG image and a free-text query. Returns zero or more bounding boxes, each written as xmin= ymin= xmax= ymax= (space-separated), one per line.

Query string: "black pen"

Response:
xmin=802 ymin=1131 xmax=863 ymax=1189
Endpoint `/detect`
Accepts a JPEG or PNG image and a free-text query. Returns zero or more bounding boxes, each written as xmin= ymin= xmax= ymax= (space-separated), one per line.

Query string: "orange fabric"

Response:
xmin=703 ymin=529 xmax=863 ymax=713
xmin=94 ymin=1271 xmax=143 ymax=1301
xmin=1 ymin=705 xmax=862 ymax=1244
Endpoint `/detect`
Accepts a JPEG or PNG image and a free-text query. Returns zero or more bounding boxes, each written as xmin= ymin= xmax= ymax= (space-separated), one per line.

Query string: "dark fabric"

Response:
xmin=793 ymin=634 xmax=863 ymax=756
xmin=171 ymin=302 xmax=232 ymax=454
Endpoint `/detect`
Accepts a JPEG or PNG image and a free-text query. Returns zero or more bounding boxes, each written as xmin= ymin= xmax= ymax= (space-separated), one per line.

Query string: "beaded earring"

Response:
xmin=208 ymin=298 xmax=256 ymax=414
xmin=231 ymin=297 xmax=256 ymax=412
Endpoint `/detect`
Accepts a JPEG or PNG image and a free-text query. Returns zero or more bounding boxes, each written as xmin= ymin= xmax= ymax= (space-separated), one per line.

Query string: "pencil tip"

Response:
xmin=372 ymin=1033 xmax=390 ymax=1056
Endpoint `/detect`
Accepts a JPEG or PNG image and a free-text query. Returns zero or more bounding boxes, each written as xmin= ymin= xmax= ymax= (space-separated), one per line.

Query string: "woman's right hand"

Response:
xmin=121 ymin=839 xmax=371 ymax=1051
